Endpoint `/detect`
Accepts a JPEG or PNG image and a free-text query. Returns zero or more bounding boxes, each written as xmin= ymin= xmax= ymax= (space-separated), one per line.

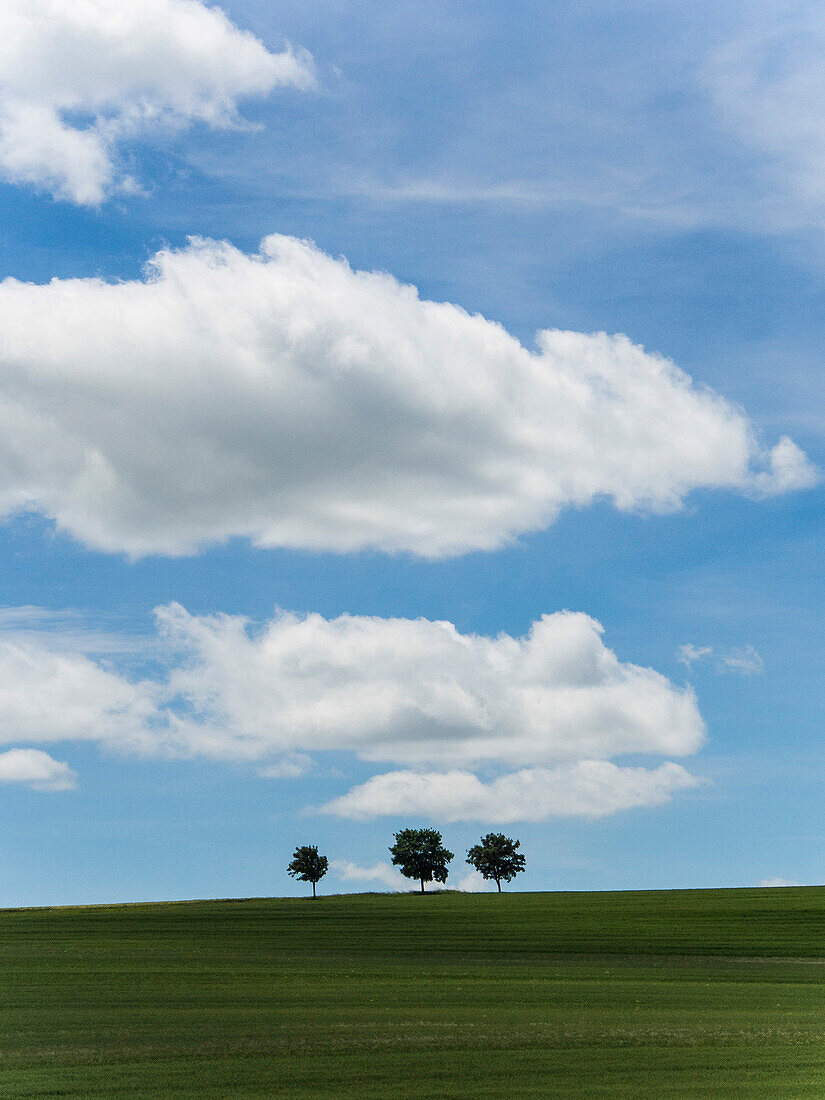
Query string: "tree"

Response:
xmin=389 ymin=827 xmax=454 ymax=893
xmin=287 ymin=844 xmax=328 ymax=898
xmin=466 ymin=833 xmax=525 ymax=892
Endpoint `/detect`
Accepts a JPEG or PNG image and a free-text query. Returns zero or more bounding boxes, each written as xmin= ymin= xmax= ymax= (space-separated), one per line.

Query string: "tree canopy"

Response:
xmin=287 ymin=844 xmax=328 ymax=898
xmin=389 ymin=827 xmax=454 ymax=893
xmin=466 ymin=833 xmax=525 ymax=891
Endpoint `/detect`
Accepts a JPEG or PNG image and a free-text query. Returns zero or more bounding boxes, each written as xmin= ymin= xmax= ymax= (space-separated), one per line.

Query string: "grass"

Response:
xmin=3 ymin=887 xmax=825 ymax=1096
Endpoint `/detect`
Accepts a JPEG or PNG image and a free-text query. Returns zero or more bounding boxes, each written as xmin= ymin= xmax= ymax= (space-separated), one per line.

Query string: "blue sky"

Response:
xmin=0 ymin=0 xmax=824 ymax=903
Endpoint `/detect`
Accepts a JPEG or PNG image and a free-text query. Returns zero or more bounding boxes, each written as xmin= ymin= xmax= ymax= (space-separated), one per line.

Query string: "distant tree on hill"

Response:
xmin=466 ymin=833 xmax=525 ymax=892
xmin=389 ymin=828 xmax=454 ymax=893
xmin=287 ymin=845 xmax=328 ymax=898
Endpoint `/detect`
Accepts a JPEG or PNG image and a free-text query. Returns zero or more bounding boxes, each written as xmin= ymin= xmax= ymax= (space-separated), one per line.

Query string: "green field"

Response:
xmin=3 ymin=887 xmax=825 ymax=1097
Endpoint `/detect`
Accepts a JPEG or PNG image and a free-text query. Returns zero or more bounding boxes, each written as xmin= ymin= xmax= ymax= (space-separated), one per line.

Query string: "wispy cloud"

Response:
xmin=0 ymin=606 xmax=157 ymax=657
xmin=678 ymin=644 xmax=764 ymax=675
xmin=340 ymin=174 xmax=713 ymax=230
xmin=258 ymin=754 xmax=313 ymax=779
xmin=707 ymin=7 xmax=825 ymax=217
xmin=717 ymin=647 xmax=765 ymax=676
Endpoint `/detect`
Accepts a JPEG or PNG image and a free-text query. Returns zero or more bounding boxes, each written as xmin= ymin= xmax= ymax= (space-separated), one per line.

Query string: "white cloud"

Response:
xmin=0 ymin=634 xmax=156 ymax=748
xmin=0 ymin=604 xmax=158 ymax=658
xmin=331 ymin=859 xmax=494 ymax=892
xmin=0 ymin=235 xmax=814 ymax=558
xmin=0 ymin=603 xmax=705 ymax=821
xmin=0 ymin=0 xmax=314 ymax=204
xmin=320 ymin=761 xmax=702 ymax=824
xmin=677 ymin=644 xmax=714 ymax=668
xmin=678 ymin=643 xmax=764 ymax=675
xmin=0 ymin=748 xmax=76 ymax=791
xmin=152 ymin=604 xmax=705 ymax=767
xmin=452 ymin=869 xmax=496 ymax=892
xmin=717 ymin=646 xmax=764 ymax=675
xmin=330 ymin=859 xmax=408 ymax=891
xmin=758 ymin=877 xmax=802 ymax=888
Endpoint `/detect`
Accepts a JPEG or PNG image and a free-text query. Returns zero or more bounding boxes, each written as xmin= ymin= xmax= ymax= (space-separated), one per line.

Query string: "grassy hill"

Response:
xmin=3 ymin=887 xmax=825 ymax=1097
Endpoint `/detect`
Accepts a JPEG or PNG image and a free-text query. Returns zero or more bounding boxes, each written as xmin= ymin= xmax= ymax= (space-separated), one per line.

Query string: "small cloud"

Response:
xmin=677 ymin=644 xmax=713 ymax=668
xmin=258 ymin=753 xmax=313 ymax=779
xmin=452 ymin=869 xmax=495 ymax=893
xmin=753 ymin=438 xmax=819 ymax=495
xmin=677 ymin=643 xmax=764 ymax=675
xmin=758 ymin=877 xmax=802 ymax=888
xmin=0 ymin=748 xmax=76 ymax=791
xmin=330 ymin=859 xmax=408 ymax=891
xmin=718 ymin=646 xmax=764 ymax=676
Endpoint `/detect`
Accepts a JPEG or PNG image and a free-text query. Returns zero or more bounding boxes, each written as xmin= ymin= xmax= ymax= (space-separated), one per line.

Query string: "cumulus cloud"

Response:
xmin=678 ymin=643 xmax=764 ymax=675
xmin=758 ymin=877 xmax=802 ymax=888
xmin=0 ymin=748 xmax=76 ymax=791
xmin=0 ymin=235 xmax=814 ymax=558
xmin=330 ymin=860 xmax=408 ymax=891
xmin=0 ymin=0 xmax=314 ymax=203
xmin=0 ymin=603 xmax=706 ymax=821
xmin=151 ymin=604 xmax=706 ymax=767
xmin=320 ymin=761 xmax=702 ymax=824
xmin=0 ymin=632 xmax=157 ymax=748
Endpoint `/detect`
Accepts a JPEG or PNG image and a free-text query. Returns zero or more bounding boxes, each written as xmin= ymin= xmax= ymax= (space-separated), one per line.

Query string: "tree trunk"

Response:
xmin=312 ymin=881 xmax=316 ymax=899
xmin=496 ymin=879 xmax=501 ymax=892
xmin=420 ymin=878 xmax=425 ymax=894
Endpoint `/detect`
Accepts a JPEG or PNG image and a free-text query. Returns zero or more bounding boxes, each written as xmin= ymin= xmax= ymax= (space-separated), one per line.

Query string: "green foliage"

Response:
xmin=466 ymin=832 xmax=525 ymax=891
xmin=287 ymin=844 xmax=328 ymax=897
xmin=389 ymin=827 xmax=454 ymax=892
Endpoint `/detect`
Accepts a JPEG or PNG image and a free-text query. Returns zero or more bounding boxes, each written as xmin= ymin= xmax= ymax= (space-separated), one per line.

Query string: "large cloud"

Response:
xmin=0 ymin=0 xmax=314 ymax=204
xmin=0 ymin=235 xmax=814 ymax=557
xmin=153 ymin=604 xmax=705 ymax=767
xmin=0 ymin=603 xmax=705 ymax=820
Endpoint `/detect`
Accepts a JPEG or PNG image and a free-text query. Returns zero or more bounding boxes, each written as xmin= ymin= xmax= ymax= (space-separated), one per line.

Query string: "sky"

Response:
xmin=0 ymin=0 xmax=823 ymax=904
